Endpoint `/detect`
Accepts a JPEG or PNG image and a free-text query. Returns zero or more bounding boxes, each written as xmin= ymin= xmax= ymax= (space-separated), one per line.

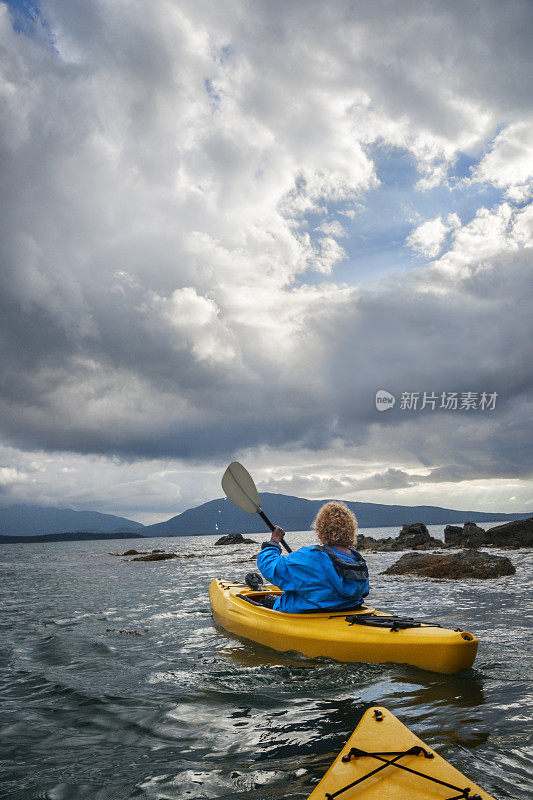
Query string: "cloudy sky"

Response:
xmin=1 ymin=0 xmax=532 ymax=523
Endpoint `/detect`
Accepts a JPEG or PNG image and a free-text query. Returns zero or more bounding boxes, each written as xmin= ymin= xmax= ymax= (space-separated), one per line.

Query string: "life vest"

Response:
xmin=314 ymin=545 xmax=369 ymax=582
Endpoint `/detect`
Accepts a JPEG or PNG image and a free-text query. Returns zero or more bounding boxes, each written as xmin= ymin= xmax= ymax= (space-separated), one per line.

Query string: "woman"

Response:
xmin=256 ymin=501 xmax=369 ymax=613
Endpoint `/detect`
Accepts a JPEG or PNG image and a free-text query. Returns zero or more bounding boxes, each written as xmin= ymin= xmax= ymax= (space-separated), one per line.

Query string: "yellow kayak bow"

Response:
xmin=307 ymin=706 xmax=495 ymax=799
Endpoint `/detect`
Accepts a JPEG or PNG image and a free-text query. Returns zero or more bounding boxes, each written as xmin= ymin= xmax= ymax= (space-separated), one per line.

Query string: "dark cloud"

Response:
xmin=0 ymin=0 xmax=532 ymax=516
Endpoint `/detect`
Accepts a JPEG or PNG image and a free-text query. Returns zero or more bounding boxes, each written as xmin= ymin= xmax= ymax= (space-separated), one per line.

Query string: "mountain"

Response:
xmin=0 ymin=505 xmax=143 ymax=538
xmin=2 ymin=494 xmax=530 ymax=541
xmin=0 ymin=531 xmax=146 ymax=544
xmin=141 ymin=492 xmax=532 ymax=537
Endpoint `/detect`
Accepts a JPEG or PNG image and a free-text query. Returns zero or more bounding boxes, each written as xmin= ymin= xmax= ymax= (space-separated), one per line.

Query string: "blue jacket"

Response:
xmin=257 ymin=542 xmax=369 ymax=613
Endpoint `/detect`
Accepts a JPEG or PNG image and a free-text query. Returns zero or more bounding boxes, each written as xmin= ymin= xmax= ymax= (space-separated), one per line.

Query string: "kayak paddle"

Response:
xmin=221 ymin=462 xmax=292 ymax=553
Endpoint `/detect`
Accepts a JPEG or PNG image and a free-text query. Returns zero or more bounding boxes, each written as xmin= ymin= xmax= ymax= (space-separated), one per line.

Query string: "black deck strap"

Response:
xmin=325 ymin=745 xmax=482 ymax=800
xmin=344 ymin=613 xmax=443 ymax=631
xmin=342 ymin=745 xmax=433 ymax=762
xmin=324 ymin=747 xmax=421 ymax=799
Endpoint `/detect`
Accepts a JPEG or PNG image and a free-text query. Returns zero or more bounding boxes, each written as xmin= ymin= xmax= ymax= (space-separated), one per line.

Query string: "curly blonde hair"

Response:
xmin=312 ymin=501 xmax=358 ymax=548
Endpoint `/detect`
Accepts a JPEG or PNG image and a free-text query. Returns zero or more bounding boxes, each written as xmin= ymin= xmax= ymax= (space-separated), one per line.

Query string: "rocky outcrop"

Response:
xmin=442 ymin=526 xmax=463 ymax=545
xmin=382 ymin=550 xmax=516 ymax=579
xmin=397 ymin=523 xmax=443 ymax=549
xmin=444 ymin=522 xmax=488 ymax=548
xmin=399 ymin=522 xmax=428 ymax=538
xmin=111 ymin=548 xmax=169 ymax=556
xmin=215 ymin=533 xmax=257 ymax=545
xmin=485 ymin=518 xmax=533 ymax=548
xmin=357 ymin=523 xmax=443 ymax=552
xmin=131 ymin=552 xmax=178 ymax=561
xmin=444 ymin=517 xmax=533 ymax=548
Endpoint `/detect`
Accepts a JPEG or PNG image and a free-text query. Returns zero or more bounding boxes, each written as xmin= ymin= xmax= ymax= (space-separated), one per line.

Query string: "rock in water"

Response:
xmin=397 ymin=522 xmax=443 ymax=549
xmin=131 ymin=552 xmax=178 ymax=561
xmin=443 ymin=518 xmax=533 ymax=549
xmin=215 ymin=533 xmax=257 ymax=545
xmin=398 ymin=522 xmax=428 ymax=538
xmin=485 ymin=518 xmax=533 ymax=548
xmin=459 ymin=522 xmax=489 ymax=548
xmin=382 ymin=550 xmax=516 ymax=579
xmin=357 ymin=523 xmax=443 ymax=552
xmin=443 ymin=525 xmax=463 ymax=546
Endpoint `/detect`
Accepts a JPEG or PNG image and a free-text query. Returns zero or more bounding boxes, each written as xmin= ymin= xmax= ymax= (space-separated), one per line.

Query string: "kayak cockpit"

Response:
xmin=235 ymin=588 xmax=375 ymax=615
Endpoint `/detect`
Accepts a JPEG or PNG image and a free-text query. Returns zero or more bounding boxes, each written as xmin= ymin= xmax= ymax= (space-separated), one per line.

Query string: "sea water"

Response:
xmin=0 ymin=526 xmax=532 ymax=799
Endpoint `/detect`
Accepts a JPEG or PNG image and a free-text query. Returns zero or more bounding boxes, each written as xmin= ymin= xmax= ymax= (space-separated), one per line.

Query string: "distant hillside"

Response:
xmin=0 ymin=505 xmax=143 ymax=537
xmin=0 ymin=531 xmax=146 ymax=544
xmin=142 ymin=492 xmax=532 ymax=537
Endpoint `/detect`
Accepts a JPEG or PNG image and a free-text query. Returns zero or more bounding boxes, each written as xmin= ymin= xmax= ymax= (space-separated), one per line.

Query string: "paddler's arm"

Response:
xmin=257 ymin=527 xmax=295 ymax=588
xmin=269 ymin=526 xmax=286 ymax=546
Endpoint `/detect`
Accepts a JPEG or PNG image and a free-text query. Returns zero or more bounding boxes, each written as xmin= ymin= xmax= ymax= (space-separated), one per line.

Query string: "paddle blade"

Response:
xmin=221 ymin=462 xmax=262 ymax=514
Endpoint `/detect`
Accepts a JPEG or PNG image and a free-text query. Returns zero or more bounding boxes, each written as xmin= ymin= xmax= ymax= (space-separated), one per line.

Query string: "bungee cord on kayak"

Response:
xmin=306 ymin=707 xmax=495 ymax=800
xmin=324 ymin=746 xmax=482 ymax=800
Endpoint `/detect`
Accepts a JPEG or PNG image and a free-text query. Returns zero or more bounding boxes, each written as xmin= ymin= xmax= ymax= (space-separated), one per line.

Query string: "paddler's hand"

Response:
xmin=270 ymin=526 xmax=286 ymax=544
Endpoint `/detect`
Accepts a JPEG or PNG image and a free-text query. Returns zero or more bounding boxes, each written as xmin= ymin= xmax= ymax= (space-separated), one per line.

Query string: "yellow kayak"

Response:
xmin=209 ymin=580 xmax=478 ymax=674
xmin=307 ymin=706 xmax=495 ymax=799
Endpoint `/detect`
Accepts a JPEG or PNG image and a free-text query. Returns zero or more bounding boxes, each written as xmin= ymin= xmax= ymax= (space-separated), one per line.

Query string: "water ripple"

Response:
xmin=0 ymin=532 xmax=531 ymax=799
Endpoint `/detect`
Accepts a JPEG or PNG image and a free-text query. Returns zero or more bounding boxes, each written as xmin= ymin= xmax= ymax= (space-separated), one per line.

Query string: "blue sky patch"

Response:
xmin=295 ymin=143 xmax=506 ymax=287
xmin=4 ymin=0 xmax=42 ymax=33
xmin=204 ymin=78 xmax=221 ymax=111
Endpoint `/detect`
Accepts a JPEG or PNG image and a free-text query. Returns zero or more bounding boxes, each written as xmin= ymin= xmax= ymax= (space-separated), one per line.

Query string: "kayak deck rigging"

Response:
xmin=307 ymin=707 xmax=493 ymax=800
xmin=328 ymin=738 xmax=483 ymax=800
xmin=326 ymin=745 xmax=483 ymax=800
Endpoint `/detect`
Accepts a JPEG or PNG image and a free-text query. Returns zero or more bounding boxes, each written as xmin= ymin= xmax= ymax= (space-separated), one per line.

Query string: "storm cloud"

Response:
xmin=0 ymin=1 xmax=532 ymax=517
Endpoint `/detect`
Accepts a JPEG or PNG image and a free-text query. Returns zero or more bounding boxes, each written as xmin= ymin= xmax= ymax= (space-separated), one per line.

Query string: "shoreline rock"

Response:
xmin=215 ymin=533 xmax=257 ymax=546
xmin=382 ymin=550 xmax=516 ymax=579
xmin=111 ymin=548 xmax=172 ymax=557
xmin=444 ymin=518 xmax=533 ymax=549
xmin=357 ymin=522 xmax=444 ymax=552
xmin=357 ymin=517 xmax=533 ymax=552
xmin=131 ymin=552 xmax=178 ymax=561
xmin=484 ymin=518 xmax=533 ymax=548
xmin=444 ymin=522 xmax=489 ymax=548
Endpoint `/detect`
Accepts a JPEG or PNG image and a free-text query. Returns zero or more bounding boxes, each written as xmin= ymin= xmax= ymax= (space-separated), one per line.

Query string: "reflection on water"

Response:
xmin=0 ymin=532 xmax=531 ymax=799
xmin=387 ymin=667 xmax=487 ymax=708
